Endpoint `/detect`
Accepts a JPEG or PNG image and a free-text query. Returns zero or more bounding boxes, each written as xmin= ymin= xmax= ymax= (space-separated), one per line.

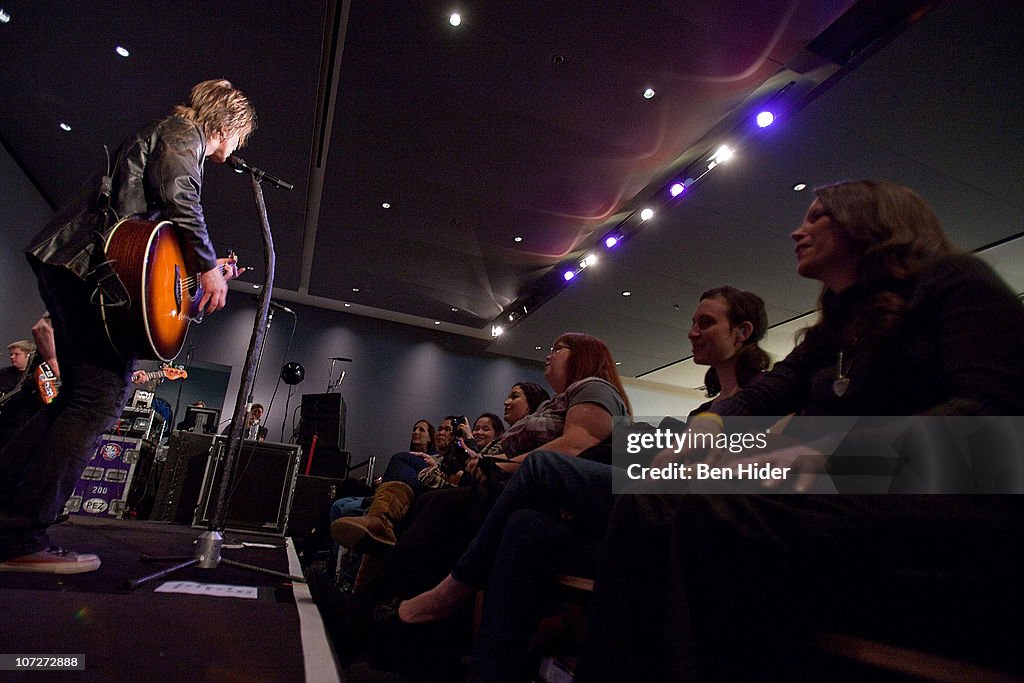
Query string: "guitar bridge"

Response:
xmin=173 ymin=264 xmax=183 ymax=312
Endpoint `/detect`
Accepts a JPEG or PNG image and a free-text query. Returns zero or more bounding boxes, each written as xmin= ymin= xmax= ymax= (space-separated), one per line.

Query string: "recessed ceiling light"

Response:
xmin=115 ymin=45 xmax=130 ymax=57
xmin=621 ymin=291 xmax=631 ymax=297
xmin=755 ymin=111 xmax=775 ymax=127
xmin=535 ymin=346 xmax=542 ymax=350
xmin=351 ymin=287 xmax=360 ymax=292
xmin=451 ymin=307 xmax=458 ymax=312
xmin=615 ymin=362 xmax=622 ymax=366
xmin=382 ymin=202 xmax=391 ymax=209
xmin=513 ymin=236 xmax=522 ymax=243
xmin=344 ymin=303 xmax=351 ymax=307
xmin=640 ymin=208 xmax=654 ymax=221
xmin=643 ymin=88 xmax=655 ymax=99
xmin=0 ymin=9 xmax=12 ymax=23
xmin=793 ymin=183 xmax=807 ymax=191
xmin=251 ymin=284 xmax=260 ymax=289
xmin=449 ymin=12 xmax=461 ymax=26
xmin=59 ymin=122 xmax=71 ymax=132
xmin=669 ymin=182 xmax=684 ymax=197
xmin=434 ymin=321 xmax=441 ymax=325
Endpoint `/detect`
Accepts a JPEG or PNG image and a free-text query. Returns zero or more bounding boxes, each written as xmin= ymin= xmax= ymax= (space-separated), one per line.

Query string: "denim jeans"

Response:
xmin=452 ymin=452 xmax=617 ymax=587
xmin=0 ymin=264 xmax=132 ymax=561
xmin=444 ymin=452 xmax=619 ymax=683
xmin=380 ymin=450 xmax=431 ymax=489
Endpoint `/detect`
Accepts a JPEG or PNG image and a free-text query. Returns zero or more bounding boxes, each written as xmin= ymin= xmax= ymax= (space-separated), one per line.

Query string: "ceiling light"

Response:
xmin=115 ymin=45 xmax=130 ymax=57
xmin=451 ymin=307 xmax=458 ymax=312
xmin=621 ymin=291 xmax=631 ymax=297
xmin=344 ymin=303 xmax=351 ymax=307
xmin=669 ymin=182 xmax=684 ymax=197
xmin=381 ymin=202 xmax=391 ymax=209
xmin=615 ymin=362 xmax=622 ymax=366
xmin=0 ymin=9 xmax=10 ymax=23
xmin=643 ymin=88 xmax=655 ymax=99
xmin=755 ymin=111 xmax=775 ymax=127
xmin=535 ymin=346 xmax=542 ymax=350
xmin=251 ymin=284 xmax=260 ymax=289
xmin=59 ymin=122 xmax=71 ymax=131
xmin=449 ymin=12 xmax=461 ymax=26
xmin=563 ymin=270 xmax=575 ymax=281
xmin=793 ymin=183 xmax=807 ymax=191
xmin=491 ymin=325 xmax=503 ymax=337
xmin=434 ymin=321 xmax=441 ymax=325
xmin=640 ymin=208 xmax=654 ymax=221
xmin=514 ymin=236 xmax=522 ymax=243
xmin=351 ymin=287 xmax=360 ymax=292
xmin=707 ymin=144 xmax=733 ymax=170
xmin=604 ymin=235 xmax=619 ymax=249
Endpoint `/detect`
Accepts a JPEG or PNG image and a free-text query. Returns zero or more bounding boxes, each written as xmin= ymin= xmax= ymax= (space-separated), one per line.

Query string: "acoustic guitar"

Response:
xmin=100 ymin=218 xmax=234 ymax=362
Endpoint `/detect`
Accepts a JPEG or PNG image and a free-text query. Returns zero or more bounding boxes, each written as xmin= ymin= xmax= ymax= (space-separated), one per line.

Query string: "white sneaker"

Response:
xmin=0 ymin=546 xmax=101 ymax=574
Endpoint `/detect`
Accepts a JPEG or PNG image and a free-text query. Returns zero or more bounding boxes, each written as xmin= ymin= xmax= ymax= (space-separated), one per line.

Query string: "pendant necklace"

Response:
xmin=833 ymin=350 xmax=851 ymax=397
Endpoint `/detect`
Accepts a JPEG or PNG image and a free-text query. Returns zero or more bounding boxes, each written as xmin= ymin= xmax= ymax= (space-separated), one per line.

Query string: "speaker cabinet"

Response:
xmin=151 ymin=431 xmax=219 ymax=523
xmin=193 ymin=437 xmax=302 ymax=536
xmin=298 ymin=392 xmax=346 ymax=451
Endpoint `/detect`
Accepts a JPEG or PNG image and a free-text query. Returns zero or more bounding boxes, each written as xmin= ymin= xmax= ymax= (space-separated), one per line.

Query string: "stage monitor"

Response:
xmin=181 ymin=406 xmax=221 ymax=434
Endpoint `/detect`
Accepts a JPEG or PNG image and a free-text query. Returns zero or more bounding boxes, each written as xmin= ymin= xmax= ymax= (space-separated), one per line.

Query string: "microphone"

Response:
xmin=227 ymin=155 xmax=294 ymax=190
xmin=329 ymin=357 xmax=353 ymax=362
xmin=268 ymin=300 xmax=295 ymax=315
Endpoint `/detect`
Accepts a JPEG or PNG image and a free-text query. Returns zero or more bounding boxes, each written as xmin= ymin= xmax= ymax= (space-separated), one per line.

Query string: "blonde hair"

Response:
xmin=172 ymin=79 xmax=256 ymax=146
xmin=7 ymin=340 xmax=35 ymax=355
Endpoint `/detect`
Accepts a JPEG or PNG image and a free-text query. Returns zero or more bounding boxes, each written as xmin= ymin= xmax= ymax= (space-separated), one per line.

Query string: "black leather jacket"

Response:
xmin=26 ymin=115 xmax=219 ymax=278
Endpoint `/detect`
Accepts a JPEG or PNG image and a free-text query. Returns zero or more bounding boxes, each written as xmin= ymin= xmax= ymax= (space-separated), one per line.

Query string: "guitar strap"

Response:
xmin=85 ymin=144 xmax=131 ymax=308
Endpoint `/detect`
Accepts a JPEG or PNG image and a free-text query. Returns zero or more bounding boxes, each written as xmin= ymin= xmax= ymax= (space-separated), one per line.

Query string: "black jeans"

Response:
xmin=0 ymin=264 xmax=132 ymax=561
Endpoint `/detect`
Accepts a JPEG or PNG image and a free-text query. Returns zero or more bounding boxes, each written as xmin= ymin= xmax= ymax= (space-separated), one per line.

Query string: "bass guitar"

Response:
xmin=132 ymin=365 xmax=189 ymax=385
xmin=0 ymin=354 xmax=59 ymax=413
xmin=100 ymin=218 xmax=235 ymax=362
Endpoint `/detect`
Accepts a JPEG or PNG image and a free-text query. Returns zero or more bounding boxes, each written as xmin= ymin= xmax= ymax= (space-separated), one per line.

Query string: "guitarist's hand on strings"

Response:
xmin=199 ymin=254 xmax=245 ymax=314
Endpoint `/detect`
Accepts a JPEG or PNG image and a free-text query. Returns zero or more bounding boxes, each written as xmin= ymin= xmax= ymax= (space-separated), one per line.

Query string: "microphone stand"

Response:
xmin=127 ymin=164 xmax=302 ymax=589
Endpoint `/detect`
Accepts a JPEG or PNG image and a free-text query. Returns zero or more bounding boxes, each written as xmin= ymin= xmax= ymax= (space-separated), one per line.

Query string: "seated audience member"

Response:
xmin=361 ymin=336 xmax=630 ymax=671
xmin=330 ymin=419 xmax=440 ymax=552
xmin=417 ymin=412 xmax=506 ymax=490
xmin=390 ymin=288 xmax=771 ymax=683
xmin=572 ymin=179 xmax=1024 ymax=683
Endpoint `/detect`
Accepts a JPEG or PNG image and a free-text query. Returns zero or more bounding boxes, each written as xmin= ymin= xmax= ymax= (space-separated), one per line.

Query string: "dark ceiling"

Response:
xmin=1 ymin=0 xmax=1021 ymax=388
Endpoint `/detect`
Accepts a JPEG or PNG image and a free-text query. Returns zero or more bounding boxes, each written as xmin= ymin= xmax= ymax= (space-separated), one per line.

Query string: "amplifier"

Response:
xmin=286 ymin=475 xmax=370 ymax=538
xmin=64 ymin=435 xmax=155 ymax=519
xmin=193 ymin=437 xmax=302 ymax=536
xmin=111 ymin=406 xmax=165 ymax=443
xmin=151 ymin=431 xmax=219 ymax=523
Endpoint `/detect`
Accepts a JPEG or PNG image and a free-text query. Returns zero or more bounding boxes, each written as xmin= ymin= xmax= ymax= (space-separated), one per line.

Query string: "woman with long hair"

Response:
xmin=579 ymin=179 xmax=1024 ymax=683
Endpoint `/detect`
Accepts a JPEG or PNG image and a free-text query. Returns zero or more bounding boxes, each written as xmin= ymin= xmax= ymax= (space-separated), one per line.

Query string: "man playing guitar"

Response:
xmin=0 ymin=80 xmax=255 ymax=574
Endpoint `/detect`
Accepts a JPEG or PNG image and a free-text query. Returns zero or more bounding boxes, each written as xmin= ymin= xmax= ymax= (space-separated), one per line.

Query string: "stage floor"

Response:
xmin=0 ymin=516 xmax=341 ymax=682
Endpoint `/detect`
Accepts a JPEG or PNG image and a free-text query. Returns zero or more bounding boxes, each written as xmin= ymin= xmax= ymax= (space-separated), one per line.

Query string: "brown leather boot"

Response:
xmin=331 ymin=481 xmax=415 ymax=551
